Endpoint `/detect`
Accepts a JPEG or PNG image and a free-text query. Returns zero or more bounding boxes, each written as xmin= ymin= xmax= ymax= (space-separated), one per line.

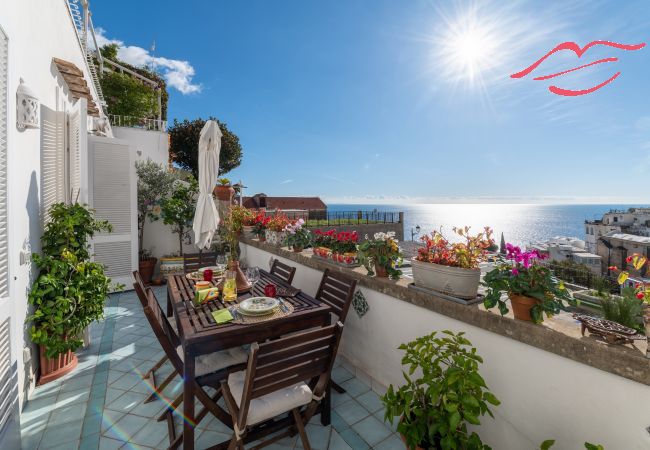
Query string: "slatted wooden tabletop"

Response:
xmin=167 ymin=269 xmax=332 ymax=356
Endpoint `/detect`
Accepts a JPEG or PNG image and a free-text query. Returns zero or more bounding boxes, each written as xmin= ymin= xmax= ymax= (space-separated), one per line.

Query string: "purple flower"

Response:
xmin=511 ymin=267 xmax=519 ymax=276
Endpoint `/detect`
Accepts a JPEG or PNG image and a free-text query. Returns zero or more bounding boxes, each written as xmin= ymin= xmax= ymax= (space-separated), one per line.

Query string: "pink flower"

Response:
xmin=511 ymin=268 xmax=519 ymax=276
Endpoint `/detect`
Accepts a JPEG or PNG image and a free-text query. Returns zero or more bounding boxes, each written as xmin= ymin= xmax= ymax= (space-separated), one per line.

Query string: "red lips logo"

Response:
xmin=511 ymin=40 xmax=646 ymax=96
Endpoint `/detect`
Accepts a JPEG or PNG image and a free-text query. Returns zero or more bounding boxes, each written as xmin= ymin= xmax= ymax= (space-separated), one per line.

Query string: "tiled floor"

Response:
xmin=20 ymin=287 xmax=400 ymax=449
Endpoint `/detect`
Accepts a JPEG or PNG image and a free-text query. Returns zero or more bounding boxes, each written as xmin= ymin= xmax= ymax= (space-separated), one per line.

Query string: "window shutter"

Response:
xmin=0 ymin=27 xmax=8 ymax=299
xmin=67 ymin=98 xmax=86 ymax=204
xmin=40 ymin=107 xmax=65 ymax=222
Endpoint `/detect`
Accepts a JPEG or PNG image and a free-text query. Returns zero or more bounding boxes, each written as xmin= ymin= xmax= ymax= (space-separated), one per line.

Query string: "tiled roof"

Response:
xmin=52 ymin=57 xmax=100 ymax=116
xmin=242 ymin=196 xmax=326 ymax=210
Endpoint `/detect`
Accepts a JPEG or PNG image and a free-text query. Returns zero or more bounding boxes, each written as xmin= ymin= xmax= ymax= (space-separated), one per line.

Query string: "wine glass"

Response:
xmin=216 ymin=254 xmax=227 ymax=270
xmin=246 ymin=266 xmax=260 ymax=292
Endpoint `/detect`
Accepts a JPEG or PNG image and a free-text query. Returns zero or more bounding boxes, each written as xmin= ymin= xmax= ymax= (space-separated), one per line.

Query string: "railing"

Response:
xmin=541 ymin=260 xmax=618 ymax=294
xmin=281 ymin=210 xmax=403 ymax=227
xmin=108 ymin=114 xmax=167 ymax=132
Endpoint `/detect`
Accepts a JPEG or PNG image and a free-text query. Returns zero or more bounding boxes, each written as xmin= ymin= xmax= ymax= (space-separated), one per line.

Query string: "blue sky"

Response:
xmin=93 ymin=0 xmax=650 ymax=204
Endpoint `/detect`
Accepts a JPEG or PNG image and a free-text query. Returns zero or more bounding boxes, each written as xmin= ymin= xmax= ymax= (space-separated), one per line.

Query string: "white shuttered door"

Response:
xmin=67 ymin=98 xmax=87 ymax=204
xmin=88 ymin=136 xmax=137 ymax=288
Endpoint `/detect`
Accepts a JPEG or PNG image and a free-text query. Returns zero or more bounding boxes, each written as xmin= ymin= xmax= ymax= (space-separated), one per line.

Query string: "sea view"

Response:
xmin=329 ymin=203 xmax=650 ymax=246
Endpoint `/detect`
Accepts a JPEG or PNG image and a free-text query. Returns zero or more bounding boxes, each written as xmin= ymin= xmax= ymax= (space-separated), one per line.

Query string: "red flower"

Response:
xmin=608 ymin=266 xmax=618 ymax=271
xmin=636 ymin=292 xmax=645 ymax=300
xmin=626 ymin=255 xmax=633 ymax=263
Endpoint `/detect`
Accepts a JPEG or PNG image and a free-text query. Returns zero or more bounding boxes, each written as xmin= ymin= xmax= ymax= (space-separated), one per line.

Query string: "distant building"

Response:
xmin=585 ymin=207 xmax=650 ymax=253
xmin=242 ymin=193 xmax=327 ymax=219
xmin=528 ymin=237 xmax=602 ymax=275
xmin=596 ymin=232 xmax=650 ymax=277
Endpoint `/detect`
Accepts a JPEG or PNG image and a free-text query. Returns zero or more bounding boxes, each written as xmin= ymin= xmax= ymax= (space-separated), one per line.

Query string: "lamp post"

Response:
xmin=411 ymin=225 xmax=421 ymax=242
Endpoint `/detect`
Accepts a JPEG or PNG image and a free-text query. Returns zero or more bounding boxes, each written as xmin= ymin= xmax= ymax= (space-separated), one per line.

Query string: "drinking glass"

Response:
xmin=223 ymin=270 xmax=237 ymax=302
xmin=246 ymin=267 xmax=260 ymax=292
xmin=216 ymin=254 xmax=227 ymax=270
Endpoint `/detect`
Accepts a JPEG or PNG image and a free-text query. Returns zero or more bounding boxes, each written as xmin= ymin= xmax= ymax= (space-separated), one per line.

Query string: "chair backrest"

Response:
xmin=237 ymin=322 xmax=344 ymax=424
xmin=183 ymin=252 xmax=218 ymax=274
xmin=314 ymin=269 xmax=357 ymax=323
xmin=270 ymin=259 xmax=297 ymax=285
xmin=133 ymin=277 xmax=184 ymax=374
xmin=133 ymin=271 xmax=147 ymax=307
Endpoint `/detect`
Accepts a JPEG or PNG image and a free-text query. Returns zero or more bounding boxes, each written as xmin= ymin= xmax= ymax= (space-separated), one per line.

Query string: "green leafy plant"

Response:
xmin=357 ymin=231 xmax=402 ymax=279
xmin=27 ymin=203 xmax=119 ymax=358
xmin=160 ymin=177 xmax=199 ymax=255
xmin=217 ymin=178 xmax=231 ymax=186
xmin=483 ymin=244 xmax=575 ymax=323
xmin=382 ymin=330 xmax=499 ymax=450
xmin=601 ymin=287 xmax=645 ymax=333
xmin=135 ymin=159 xmax=178 ymax=257
xmin=283 ymin=219 xmax=311 ymax=250
xmin=540 ymin=440 xmax=604 ymax=450
xmin=169 ymin=118 xmax=242 ymax=178
xmin=229 ymin=205 xmax=255 ymax=233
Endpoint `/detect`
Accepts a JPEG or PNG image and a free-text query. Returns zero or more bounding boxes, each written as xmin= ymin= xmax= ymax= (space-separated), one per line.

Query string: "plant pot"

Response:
xmin=293 ymin=246 xmax=304 ymax=253
xmin=399 ymin=433 xmax=426 ymax=450
xmin=509 ymin=293 xmax=539 ymax=322
xmin=411 ymin=258 xmax=480 ymax=299
xmin=258 ymin=234 xmax=266 ymax=242
xmin=160 ymin=256 xmax=184 ymax=276
xmin=644 ymin=305 xmax=650 ymax=359
xmin=138 ymin=257 xmax=157 ymax=284
xmin=242 ymin=225 xmax=255 ymax=239
xmin=38 ymin=345 xmax=78 ymax=385
xmin=229 ymin=260 xmax=252 ymax=293
xmin=375 ymin=264 xmax=389 ymax=278
xmin=214 ymin=185 xmax=235 ymax=202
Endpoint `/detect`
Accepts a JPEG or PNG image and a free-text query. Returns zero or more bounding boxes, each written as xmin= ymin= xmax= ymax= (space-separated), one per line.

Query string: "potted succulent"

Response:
xmin=357 ymin=231 xmax=402 ymax=279
xmin=214 ymin=177 xmax=235 ymax=202
xmin=413 ymin=227 xmax=493 ymax=299
xmin=382 ymin=330 xmax=499 ymax=450
xmin=483 ymin=243 xmax=575 ymax=323
xmin=27 ymin=203 xmax=119 ymax=384
xmin=610 ymin=254 xmax=650 ymax=357
xmin=283 ymin=218 xmax=311 ymax=252
xmin=135 ymin=159 xmax=177 ymax=283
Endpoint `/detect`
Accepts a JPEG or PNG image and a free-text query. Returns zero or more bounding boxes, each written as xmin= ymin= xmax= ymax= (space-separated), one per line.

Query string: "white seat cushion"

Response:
xmin=228 ymin=370 xmax=313 ymax=425
xmin=176 ymin=346 xmax=248 ymax=377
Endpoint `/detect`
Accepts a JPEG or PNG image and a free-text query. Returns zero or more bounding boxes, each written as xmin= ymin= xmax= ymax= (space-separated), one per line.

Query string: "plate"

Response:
xmin=238 ymin=297 xmax=279 ymax=316
xmin=199 ymin=265 xmax=226 ymax=274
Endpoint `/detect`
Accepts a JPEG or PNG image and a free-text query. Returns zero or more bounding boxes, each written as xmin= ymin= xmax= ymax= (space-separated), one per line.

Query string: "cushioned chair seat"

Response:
xmin=176 ymin=346 xmax=248 ymax=377
xmin=228 ymin=370 xmax=313 ymax=425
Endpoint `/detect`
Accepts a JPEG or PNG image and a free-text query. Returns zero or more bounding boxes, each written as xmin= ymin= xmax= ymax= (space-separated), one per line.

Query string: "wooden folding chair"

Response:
xmin=221 ymin=322 xmax=344 ymax=450
xmin=314 ymin=269 xmax=357 ymax=394
xmin=270 ymin=259 xmax=297 ymax=285
xmin=183 ymin=251 xmax=218 ymax=274
xmin=133 ymin=276 xmax=247 ymax=449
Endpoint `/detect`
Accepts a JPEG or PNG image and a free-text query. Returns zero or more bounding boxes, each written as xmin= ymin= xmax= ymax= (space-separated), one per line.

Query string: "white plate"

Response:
xmin=238 ymin=297 xmax=279 ymax=316
xmin=199 ymin=265 xmax=226 ymax=274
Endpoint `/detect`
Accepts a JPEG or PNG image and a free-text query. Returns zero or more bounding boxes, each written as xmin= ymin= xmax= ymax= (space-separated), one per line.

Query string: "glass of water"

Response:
xmin=246 ymin=266 xmax=260 ymax=291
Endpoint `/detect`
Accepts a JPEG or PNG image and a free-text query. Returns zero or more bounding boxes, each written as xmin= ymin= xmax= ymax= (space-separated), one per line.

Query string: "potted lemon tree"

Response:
xmin=412 ymin=227 xmax=493 ymax=299
xmin=27 ymin=203 xmax=119 ymax=384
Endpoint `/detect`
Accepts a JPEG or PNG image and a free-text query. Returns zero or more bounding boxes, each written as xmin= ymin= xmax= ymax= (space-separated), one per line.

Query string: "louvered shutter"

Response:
xmin=67 ymin=97 xmax=87 ymax=204
xmin=40 ymin=104 xmax=65 ymax=222
xmin=88 ymin=136 xmax=137 ymax=288
xmin=0 ymin=26 xmax=7 ymax=299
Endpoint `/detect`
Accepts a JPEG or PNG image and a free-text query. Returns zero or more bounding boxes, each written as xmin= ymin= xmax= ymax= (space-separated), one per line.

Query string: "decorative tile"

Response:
xmin=352 ymin=290 xmax=369 ymax=317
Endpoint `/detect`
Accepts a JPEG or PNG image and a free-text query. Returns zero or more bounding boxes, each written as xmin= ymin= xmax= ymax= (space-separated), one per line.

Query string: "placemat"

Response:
xmin=229 ymin=301 xmax=295 ymax=325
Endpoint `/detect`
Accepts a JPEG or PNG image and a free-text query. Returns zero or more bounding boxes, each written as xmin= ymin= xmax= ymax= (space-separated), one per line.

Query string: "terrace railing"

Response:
xmin=108 ymin=114 xmax=167 ymax=132
xmin=282 ymin=210 xmax=403 ymax=227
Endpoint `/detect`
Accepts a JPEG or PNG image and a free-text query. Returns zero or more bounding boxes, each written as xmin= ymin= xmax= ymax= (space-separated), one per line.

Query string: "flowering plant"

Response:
xmin=312 ymin=229 xmax=335 ymax=249
xmin=252 ymin=211 xmax=271 ymax=237
xmin=610 ymin=254 xmax=649 ymax=304
xmin=283 ymin=219 xmax=311 ymax=250
xmin=416 ymin=227 xmax=494 ymax=269
xmin=312 ymin=229 xmax=359 ymax=253
xmin=229 ymin=205 xmax=255 ymax=232
xmin=267 ymin=213 xmax=290 ymax=232
xmin=483 ymin=243 xmax=574 ymax=323
xmin=357 ymin=231 xmax=402 ymax=279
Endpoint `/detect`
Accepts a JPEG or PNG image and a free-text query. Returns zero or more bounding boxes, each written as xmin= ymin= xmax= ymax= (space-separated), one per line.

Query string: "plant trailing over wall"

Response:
xmin=27 ymin=203 xmax=118 ymax=358
xmin=135 ymin=159 xmax=178 ymax=257
xmin=99 ymin=44 xmax=168 ymax=120
xmin=382 ymin=330 xmax=500 ymax=450
xmin=169 ymin=118 xmax=243 ymax=178
xmin=160 ymin=176 xmax=199 ymax=256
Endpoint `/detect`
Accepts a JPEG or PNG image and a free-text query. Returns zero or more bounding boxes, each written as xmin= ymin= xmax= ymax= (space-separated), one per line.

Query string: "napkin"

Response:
xmin=194 ymin=288 xmax=219 ymax=306
xmin=212 ymin=309 xmax=234 ymax=325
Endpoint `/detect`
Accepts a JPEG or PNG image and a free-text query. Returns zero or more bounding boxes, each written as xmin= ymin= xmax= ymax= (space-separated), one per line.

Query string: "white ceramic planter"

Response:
xmin=242 ymin=225 xmax=255 ymax=239
xmin=411 ymin=258 xmax=480 ymax=299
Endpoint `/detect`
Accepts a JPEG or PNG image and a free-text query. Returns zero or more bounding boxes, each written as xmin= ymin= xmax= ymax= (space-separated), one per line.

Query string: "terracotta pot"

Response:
xmin=138 ymin=257 xmax=157 ymax=285
xmin=375 ymin=264 xmax=389 ymax=278
xmin=293 ymin=246 xmax=304 ymax=253
xmin=399 ymin=433 xmax=426 ymax=450
xmin=38 ymin=345 xmax=78 ymax=385
xmin=509 ymin=293 xmax=539 ymax=322
xmin=229 ymin=260 xmax=252 ymax=293
xmin=214 ymin=185 xmax=235 ymax=202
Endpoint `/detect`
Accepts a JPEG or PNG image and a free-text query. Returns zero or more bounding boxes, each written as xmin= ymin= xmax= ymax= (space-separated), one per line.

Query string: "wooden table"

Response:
xmin=167 ymin=270 xmax=332 ymax=450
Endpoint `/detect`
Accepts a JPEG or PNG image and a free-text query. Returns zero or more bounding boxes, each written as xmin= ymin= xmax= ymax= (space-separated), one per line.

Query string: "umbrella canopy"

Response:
xmin=192 ymin=120 xmax=222 ymax=249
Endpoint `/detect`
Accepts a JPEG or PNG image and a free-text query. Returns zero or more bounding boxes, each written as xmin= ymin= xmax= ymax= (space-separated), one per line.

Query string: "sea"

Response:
xmin=327 ymin=204 xmax=649 ymax=246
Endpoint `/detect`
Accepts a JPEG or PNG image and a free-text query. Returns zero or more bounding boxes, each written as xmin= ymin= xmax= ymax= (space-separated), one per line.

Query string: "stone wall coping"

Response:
xmin=241 ymin=237 xmax=650 ymax=386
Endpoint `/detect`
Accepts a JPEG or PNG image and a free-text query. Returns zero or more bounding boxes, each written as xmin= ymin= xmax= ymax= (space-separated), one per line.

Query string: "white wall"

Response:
xmin=241 ymin=243 xmax=650 ymax=450
xmin=1 ymin=0 xmax=101 ymax=405
xmin=113 ymin=126 xmax=168 ymax=166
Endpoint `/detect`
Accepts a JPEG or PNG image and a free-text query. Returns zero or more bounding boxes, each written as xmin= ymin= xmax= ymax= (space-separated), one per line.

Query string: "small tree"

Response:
xmin=160 ymin=176 xmax=199 ymax=255
xmin=135 ymin=160 xmax=178 ymax=257
xmin=168 ymin=118 xmax=243 ymax=178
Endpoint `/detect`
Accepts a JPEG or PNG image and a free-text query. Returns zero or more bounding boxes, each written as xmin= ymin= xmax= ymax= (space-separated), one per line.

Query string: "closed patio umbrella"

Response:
xmin=192 ymin=120 xmax=222 ymax=249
